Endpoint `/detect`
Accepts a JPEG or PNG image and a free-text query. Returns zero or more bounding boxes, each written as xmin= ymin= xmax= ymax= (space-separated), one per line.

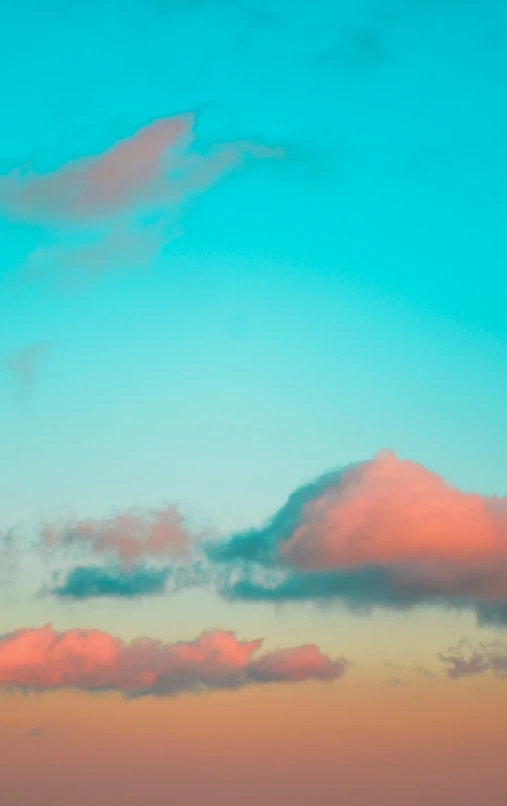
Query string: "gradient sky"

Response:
xmin=1 ymin=1 xmax=507 ymax=804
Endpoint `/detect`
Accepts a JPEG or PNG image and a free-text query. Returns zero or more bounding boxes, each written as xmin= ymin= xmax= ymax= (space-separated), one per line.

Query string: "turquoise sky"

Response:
xmin=1 ymin=0 xmax=506 ymax=651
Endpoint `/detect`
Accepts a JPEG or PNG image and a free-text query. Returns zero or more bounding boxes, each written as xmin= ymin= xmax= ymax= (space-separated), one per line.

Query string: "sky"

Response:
xmin=1 ymin=0 xmax=507 ymax=803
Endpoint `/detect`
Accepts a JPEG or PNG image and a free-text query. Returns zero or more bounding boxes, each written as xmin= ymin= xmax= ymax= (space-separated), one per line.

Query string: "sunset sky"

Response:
xmin=1 ymin=0 xmax=507 ymax=804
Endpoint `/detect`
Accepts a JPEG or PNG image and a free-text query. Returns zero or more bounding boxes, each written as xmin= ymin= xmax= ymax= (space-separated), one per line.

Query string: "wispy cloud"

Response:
xmin=4 ymin=342 xmax=52 ymax=394
xmin=51 ymin=564 xmax=171 ymax=599
xmin=440 ymin=639 xmax=507 ymax=679
xmin=43 ymin=506 xmax=192 ymax=562
xmin=24 ymin=726 xmax=45 ymax=738
xmin=0 ymin=112 xmax=283 ymax=279
xmin=0 ymin=527 xmax=19 ymax=584
xmin=0 ymin=624 xmax=347 ymax=697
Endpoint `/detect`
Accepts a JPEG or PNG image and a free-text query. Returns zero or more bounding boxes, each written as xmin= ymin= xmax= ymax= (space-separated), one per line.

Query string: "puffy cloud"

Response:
xmin=43 ymin=507 xmax=191 ymax=563
xmin=440 ymin=639 xmax=507 ymax=679
xmin=209 ymin=451 xmax=507 ymax=619
xmin=278 ymin=450 xmax=507 ymax=572
xmin=51 ymin=564 xmax=170 ymax=599
xmin=0 ymin=624 xmax=347 ymax=697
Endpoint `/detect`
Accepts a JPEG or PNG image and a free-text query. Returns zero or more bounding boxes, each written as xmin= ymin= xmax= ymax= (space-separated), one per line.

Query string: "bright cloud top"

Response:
xmin=0 ymin=624 xmax=347 ymax=697
xmin=210 ymin=451 xmax=507 ymax=617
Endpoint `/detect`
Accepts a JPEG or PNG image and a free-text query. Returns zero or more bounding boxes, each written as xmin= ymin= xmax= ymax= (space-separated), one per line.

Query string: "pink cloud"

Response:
xmin=2 ymin=112 xmax=283 ymax=279
xmin=0 ymin=624 xmax=347 ymax=696
xmin=43 ymin=507 xmax=192 ymax=563
xmin=0 ymin=113 xmax=284 ymax=225
xmin=279 ymin=451 xmax=507 ymax=601
xmin=440 ymin=639 xmax=507 ymax=679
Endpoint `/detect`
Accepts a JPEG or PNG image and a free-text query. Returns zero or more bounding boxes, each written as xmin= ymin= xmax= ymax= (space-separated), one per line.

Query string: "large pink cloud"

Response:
xmin=278 ymin=451 xmax=507 ymax=601
xmin=43 ymin=507 xmax=192 ymax=563
xmin=0 ymin=624 xmax=347 ymax=696
xmin=0 ymin=113 xmax=283 ymax=225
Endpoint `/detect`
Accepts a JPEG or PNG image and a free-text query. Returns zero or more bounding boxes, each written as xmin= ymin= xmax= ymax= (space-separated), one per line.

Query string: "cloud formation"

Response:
xmin=51 ymin=564 xmax=170 ymax=599
xmin=440 ymin=639 xmax=507 ymax=679
xmin=0 ymin=114 xmax=282 ymax=224
xmin=43 ymin=506 xmax=195 ymax=599
xmin=209 ymin=451 xmax=507 ymax=620
xmin=43 ymin=507 xmax=192 ymax=562
xmin=0 ymin=624 xmax=347 ymax=697
xmin=0 ymin=112 xmax=283 ymax=277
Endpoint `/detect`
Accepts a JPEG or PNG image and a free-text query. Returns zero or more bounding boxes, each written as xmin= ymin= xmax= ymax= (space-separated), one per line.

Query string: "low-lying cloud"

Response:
xmin=0 ymin=624 xmax=347 ymax=697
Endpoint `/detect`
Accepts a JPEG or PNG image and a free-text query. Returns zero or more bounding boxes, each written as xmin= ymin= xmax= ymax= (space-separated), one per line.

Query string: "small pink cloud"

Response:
xmin=0 ymin=624 xmax=347 ymax=696
xmin=43 ymin=507 xmax=192 ymax=563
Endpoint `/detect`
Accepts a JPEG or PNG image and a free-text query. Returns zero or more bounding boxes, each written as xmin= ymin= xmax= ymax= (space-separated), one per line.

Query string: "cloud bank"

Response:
xmin=0 ymin=624 xmax=347 ymax=697
xmin=209 ymin=451 xmax=507 ymax=621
